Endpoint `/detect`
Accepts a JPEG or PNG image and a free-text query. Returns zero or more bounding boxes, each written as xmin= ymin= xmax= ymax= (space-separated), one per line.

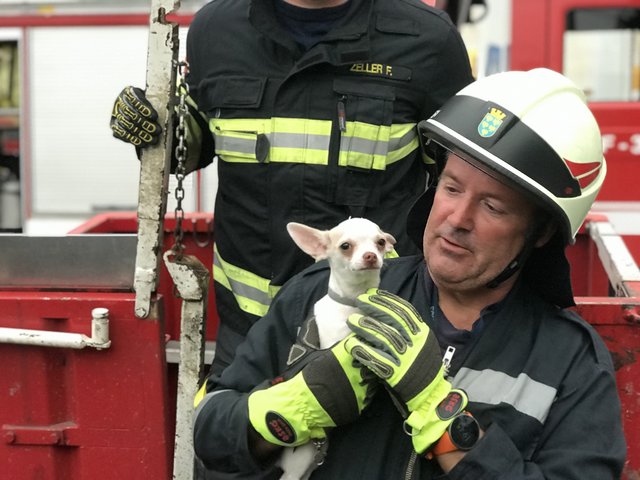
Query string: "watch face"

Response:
xmin=450 ymin=414 xmax=480 ymax=450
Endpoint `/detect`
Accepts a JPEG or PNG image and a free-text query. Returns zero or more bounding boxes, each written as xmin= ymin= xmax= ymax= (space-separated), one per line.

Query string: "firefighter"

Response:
xmin=110 ymin=0 xmax=474 ymax=377
xmin=191 ymin=68 xmax=626 ymax=479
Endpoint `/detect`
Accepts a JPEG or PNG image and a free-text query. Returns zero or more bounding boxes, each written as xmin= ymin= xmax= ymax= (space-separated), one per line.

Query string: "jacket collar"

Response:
xmin=249 ymin=0 xmax=372 ymax=65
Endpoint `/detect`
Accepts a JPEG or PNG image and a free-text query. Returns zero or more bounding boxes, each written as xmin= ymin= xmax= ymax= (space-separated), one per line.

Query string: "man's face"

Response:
xmin=424 ymin=154 xmax=538 ymax=293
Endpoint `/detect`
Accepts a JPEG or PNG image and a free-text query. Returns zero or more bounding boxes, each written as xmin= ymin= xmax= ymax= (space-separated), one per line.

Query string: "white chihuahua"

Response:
xmin=278 ymin=217 xmax=396 ymax=480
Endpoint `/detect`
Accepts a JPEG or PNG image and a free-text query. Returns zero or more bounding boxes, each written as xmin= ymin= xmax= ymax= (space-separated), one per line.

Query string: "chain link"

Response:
xmin=172 ymin=59 xmax=190 ymax=258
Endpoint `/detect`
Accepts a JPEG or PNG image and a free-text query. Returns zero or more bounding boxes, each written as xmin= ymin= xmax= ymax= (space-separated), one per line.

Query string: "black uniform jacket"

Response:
xmin=193 ymin=256 xmax=627 ymax=479
xmin=184 ymin=0 xmax=474 ymax=340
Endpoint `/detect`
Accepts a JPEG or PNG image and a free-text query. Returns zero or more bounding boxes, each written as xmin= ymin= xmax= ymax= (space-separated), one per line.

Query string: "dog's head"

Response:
xmin=287 ymin=218 xmax=396 ymax=273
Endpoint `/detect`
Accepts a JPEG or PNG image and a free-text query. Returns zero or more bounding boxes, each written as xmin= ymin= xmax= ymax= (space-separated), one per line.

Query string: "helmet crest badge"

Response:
xmin=478 ymin=107 xmax=506 ymax=138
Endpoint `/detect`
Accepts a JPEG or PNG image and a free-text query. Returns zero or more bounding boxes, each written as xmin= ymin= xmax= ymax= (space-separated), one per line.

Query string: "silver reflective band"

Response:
xmin=452 ymin=367 xmax=557 ymax=424
xmin=215 ymin=131 xmax=331 ymax=154
xmin=212 ymin=254 xmax=273 ymax=307
xmin=390 ymin=128 xmax=417 ymax=150
xmin=340 ymin=135 xmax=388 ymax=157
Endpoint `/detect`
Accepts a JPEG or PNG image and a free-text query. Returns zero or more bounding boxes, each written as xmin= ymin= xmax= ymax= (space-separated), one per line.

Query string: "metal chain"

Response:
xmin=172 ymin=59 xmax=190 ymax=258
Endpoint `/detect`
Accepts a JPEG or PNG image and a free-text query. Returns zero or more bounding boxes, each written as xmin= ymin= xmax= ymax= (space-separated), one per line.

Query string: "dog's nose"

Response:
xmin=363 ymin=252 xmax=378 ymax=265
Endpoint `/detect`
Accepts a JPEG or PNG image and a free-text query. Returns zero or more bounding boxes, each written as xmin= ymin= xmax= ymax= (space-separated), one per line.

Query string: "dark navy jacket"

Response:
xmin=194 ymin=256 xmax=626 ymax=479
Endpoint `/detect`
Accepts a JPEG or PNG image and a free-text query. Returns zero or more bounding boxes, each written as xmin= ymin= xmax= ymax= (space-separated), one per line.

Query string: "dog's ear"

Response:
xmin=286 ymin=222 xmax=330 ymax=261
xmin=384 ymin=232 xmax=397 ymax=253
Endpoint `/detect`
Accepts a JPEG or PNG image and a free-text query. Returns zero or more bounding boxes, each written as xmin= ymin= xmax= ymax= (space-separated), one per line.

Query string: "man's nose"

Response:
xmin=447 ymin=197 xmax=475 ymax=230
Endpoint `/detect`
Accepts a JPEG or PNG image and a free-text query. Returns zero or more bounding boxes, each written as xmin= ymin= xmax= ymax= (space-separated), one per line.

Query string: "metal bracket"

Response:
xmin=3 ymin=422 xmax=79 ymax=447
xmin=134 ymin=0 xmax=182 ymax=319
xmin=163 ymin=250 xmax=210 ymax=480
xmin=0 ymin=308 xmax=111 ymax=350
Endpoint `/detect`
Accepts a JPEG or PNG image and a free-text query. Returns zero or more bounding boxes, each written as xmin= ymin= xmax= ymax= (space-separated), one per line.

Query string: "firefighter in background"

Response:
xmin=191 ymin=68 xmax=626 ymax=479
xmin=110 ymin=0 xmax=473 ymax=377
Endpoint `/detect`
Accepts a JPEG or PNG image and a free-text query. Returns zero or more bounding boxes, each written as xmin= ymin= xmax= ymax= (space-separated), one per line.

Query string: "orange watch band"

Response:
xmin=427 ymin=411 xmax=479 ymax=458
xmin=431 ymin=428 xmax=459 ymax=456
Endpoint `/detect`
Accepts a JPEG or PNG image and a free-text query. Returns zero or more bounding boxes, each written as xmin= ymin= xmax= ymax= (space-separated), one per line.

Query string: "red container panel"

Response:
xmin=0 ymin=292 xmax=173 ymax=479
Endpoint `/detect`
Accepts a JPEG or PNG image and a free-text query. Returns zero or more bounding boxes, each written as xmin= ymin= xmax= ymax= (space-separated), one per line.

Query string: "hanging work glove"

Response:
xmin=345 ymin=289 xmax=468 ymax=454
xmin=110 ymin=86 xmax=162 ymax=147
xmin=248 ymin=335 xmax=376 ymax=447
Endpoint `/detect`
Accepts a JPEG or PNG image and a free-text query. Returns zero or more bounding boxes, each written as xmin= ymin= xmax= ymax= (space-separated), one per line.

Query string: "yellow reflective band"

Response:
xmin=385 ymin=248 xmax=400 ymax=259
xmin=211 ymin=117 xmax=332 ymax=165
xmin=194 ymin=380 xmax=208 ymax=408
xmin=213 ymin=244 xmax=282 ymax=318
xmin=388 ymin=124 xmax=419 ymax=165
xmin=338 ymin=121 xmax=390 ymax=170
xmin=421 ymin=151 xmax=436 ymax=166
xmin=211 ymin=118 xmax=418 ymax=167
xmin=338 ymin=122 xmax=418 ymax=170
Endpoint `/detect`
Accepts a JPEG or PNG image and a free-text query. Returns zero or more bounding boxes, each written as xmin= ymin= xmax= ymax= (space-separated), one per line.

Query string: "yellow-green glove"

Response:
xmin=345 ymin=289 xmax=468 ymax=454
xmin=248 ymin=335 xmax=375 ymax=447
xmin=110 ymin=86 xmax=161 ymax=147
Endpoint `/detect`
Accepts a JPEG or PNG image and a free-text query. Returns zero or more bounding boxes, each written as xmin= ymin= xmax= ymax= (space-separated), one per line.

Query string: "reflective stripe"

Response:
xmin=214 ymin=132 xmax=258 ymax=156
xmin=452 ymin=367 xmax=557 ymax=424
xmin=194 ymin=388 xmax=233 ymax=419
xmin=385 ymin=249 xmax=399 ymax=259
xmin=211 ymin=117 xmax=418 ymax=166
xmin=339 ymin=121 xmax=390 ymax=170
xmin=213 ymin=244 xmax=281 ymax=317
xmin=193 ymin=380 xmax=209 ymax=408
xmin=388 ymin=125 xmax=419 ymax=164
xmin=338 ymin=122 xmax=418 ymax=170
xmin=211 ymin=117 xmax=331 ymax=165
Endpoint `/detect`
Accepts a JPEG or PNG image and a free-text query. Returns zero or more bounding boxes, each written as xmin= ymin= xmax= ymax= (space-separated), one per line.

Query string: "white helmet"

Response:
xmin=418 ymin=68 xmax=606 ymax=245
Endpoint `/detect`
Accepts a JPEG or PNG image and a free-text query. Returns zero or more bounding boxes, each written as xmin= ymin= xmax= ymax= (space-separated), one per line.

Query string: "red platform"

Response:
xmin=0 ymin=211 xmax=638 ymax=479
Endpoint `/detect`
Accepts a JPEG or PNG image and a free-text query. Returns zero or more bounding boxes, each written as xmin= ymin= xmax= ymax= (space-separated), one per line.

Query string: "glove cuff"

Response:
xmin=247 ymin=374 xmax=331 ymax=447
xmin=405 ymin=383 xmax=468 ymax=453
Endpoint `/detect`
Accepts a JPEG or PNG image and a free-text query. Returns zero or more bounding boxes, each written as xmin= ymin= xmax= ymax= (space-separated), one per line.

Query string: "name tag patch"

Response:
xmin=348 ymin=63 xmax=411 ymax=81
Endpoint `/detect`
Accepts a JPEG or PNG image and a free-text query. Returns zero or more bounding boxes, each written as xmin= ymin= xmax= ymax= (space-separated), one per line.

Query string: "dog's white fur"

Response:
xmin=278 ymin=217 xmax=396 ymax=480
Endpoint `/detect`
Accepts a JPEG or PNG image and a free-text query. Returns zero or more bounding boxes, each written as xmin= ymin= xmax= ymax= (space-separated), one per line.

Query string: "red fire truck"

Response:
xmin=0 ymin=0 xmax=639 ymax=479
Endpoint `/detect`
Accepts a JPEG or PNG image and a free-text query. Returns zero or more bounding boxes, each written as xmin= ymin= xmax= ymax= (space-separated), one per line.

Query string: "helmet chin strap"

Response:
xmin=485 ymin=249 xmax=529 ymax=289
xmin=485 ymin=228 xmax=541 ymax=289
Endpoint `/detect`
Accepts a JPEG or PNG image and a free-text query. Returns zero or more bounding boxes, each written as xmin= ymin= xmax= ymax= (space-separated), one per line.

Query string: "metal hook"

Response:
xmin=192 ymin=218 xmax=214 ymax=248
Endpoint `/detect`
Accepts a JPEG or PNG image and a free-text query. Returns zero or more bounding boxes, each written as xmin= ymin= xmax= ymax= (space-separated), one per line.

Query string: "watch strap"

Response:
xmin=431 ymin=428 xmax=459 ymax=456
xmin=428 ymin=411 xmax=478 ymax=458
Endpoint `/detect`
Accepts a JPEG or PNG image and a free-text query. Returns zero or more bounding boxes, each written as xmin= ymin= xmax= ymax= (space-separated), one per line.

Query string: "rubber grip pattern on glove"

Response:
xmin=110 ymin=86 xmax=161 ymax=147
xmin=363 ymin=292 xmax=421 ymax=336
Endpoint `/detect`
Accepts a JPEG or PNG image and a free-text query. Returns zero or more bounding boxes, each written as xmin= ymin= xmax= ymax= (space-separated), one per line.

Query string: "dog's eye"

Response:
xmin=340 ymin=242 xmax=351 ymax=251
xmin=377 ymin=238 xmax=386 ymax=247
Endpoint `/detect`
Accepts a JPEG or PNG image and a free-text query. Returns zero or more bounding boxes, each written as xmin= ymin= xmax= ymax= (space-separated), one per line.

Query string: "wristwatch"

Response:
xmin=431 ymin=412 xmax=480 ymax=456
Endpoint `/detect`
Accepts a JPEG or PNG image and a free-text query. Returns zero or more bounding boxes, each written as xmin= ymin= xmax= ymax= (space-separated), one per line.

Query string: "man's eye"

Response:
xmin=485 ymin=201 xmax=504 ymax=214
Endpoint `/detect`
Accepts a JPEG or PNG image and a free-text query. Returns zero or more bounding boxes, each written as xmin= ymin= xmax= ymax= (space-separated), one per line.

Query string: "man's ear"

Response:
xmin=534 ymin=221 xmax=558 ymax=248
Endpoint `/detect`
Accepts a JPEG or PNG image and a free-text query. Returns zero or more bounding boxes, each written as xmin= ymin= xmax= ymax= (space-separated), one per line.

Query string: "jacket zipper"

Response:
xmin=443 ymin=345 xmax=456 ymax=375
xmin=404 ymin=449 xmax=418 ymax=480
xmin=403 ymin=347 xmax=456 ymax=479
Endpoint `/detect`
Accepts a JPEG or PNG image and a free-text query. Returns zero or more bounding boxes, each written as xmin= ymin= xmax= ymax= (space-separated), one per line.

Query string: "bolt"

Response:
xmin=4 ymin=431 xmax=15 ymax=444
xmin=623 ymin=307 xmax=640 ymax=324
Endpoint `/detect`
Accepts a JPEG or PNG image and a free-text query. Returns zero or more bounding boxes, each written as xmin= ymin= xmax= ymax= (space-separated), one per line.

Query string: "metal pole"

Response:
xmin=133 ymin=0 xmax=181 ymax=319
xmin=163 ymin=251 xmax=210 ymax=480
